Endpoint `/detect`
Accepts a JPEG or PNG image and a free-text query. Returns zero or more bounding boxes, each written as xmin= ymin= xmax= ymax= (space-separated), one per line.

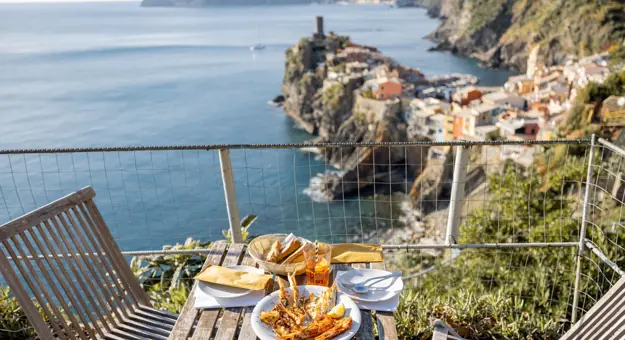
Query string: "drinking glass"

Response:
xmin=303 ymin=242 xmax=332 ymax=286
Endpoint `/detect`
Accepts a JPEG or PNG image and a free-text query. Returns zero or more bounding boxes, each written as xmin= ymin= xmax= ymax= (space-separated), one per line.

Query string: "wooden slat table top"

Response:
xmin=169 ymin=243 xmax=398 ymax=340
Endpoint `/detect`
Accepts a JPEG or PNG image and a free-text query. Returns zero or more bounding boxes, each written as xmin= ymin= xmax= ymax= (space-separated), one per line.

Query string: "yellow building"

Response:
xmin=444 ymin=113 xmax=455 ymax=140
xmin=600 ymin=96 xmax=625 ymax=127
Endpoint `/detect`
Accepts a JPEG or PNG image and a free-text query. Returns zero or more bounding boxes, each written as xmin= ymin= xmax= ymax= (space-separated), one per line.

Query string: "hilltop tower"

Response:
xmin=314 ymin=16 xmax=325 ymax=39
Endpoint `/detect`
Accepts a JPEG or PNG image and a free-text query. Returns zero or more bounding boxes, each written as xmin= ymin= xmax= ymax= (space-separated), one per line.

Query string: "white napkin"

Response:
xmin=194 ymin=285 xmax=266 ymax=309
xmin=336 ymin=271 xmax=401 ymax=312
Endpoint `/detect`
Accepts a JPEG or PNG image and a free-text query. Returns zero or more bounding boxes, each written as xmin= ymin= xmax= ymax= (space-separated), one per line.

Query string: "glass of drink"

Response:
xmin=303 ymin=242 xmax=332 ymax=286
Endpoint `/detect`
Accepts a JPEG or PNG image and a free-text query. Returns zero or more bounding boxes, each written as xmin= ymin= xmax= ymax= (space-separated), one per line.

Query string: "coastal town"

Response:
xmin=276 ymin=16 xmax=625 ymax=211
xmin=286 ymin=17 xmax=624 ymax=169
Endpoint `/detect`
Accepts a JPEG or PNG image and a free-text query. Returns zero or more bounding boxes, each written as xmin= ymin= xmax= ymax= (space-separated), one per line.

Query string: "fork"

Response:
xmin=339 ymin=270 xmax=402 ymax=294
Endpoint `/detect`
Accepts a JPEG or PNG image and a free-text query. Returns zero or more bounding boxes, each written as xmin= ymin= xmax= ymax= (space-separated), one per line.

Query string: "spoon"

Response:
xmin=341 ymin=270 xmax=402 ymax=294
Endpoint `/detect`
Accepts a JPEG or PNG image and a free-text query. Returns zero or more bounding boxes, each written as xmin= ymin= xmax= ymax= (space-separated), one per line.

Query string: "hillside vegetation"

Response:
xmin=424 ymin=0 xmax=625 ymax=71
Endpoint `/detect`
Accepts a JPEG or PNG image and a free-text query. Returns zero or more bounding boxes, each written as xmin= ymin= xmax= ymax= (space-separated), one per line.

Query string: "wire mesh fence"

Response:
xmin=2 ymin=138 xmax=624 ymax=333
xmin=573 ymin=138 xmax=625 ymax=321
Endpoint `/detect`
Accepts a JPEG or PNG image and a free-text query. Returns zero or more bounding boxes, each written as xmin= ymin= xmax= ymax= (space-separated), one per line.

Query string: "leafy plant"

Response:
xmin=0 ymin=286 xmax=37 ymax=340
xmin=221 ymin=214 xmax=257 ymax=243
xmin=393 ymin=154 xmax=625 ymax=339
xmin=131 ymin=237 xmax=211 ymax=313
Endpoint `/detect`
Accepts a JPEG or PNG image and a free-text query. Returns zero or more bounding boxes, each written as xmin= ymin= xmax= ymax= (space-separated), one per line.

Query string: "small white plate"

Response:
xmin=198 ymin=265 xmax=265 ymax=299
xmin=251 ymin=285 xmax=361 ymax=340
xmin=337 ymin=269 xmax=403 ymax=303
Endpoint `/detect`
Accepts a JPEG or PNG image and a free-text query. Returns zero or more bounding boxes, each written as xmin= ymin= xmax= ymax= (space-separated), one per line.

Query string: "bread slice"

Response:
xmin=281 ymin=241 xmax=307 ymax=264
xmin=274 ymin=238 xmax=302 ymax=263
xmin=265 ymin=240 xmax=282 ymax=262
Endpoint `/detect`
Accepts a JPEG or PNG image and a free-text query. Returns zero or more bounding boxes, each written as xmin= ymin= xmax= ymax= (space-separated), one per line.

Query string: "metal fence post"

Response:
xmin=572 ymin=134 xmax=596 ymax=323
xmin=446 ymin=145 xmax=469 ymax=245
xmin=219 ymin=149 xmax=243 ymax=244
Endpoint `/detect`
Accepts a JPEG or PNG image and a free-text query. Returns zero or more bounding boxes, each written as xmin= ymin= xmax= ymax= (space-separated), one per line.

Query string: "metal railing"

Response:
xmin=1 ymin=137 xmax=624 ymax=329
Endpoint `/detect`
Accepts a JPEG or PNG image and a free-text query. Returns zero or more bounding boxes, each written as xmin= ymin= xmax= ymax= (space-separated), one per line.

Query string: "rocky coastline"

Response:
xmin=279 ymin=22 xmax=468 ymax=208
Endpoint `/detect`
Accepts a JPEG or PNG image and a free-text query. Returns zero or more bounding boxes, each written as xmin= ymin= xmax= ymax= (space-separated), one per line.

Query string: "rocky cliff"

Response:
xmin=420 ymin=0 xmax=625 ymax=72
xmin=281 ymin=34 xmax=427 ymax=200
xmin=282 ymin=35 xmax=352 ymax=135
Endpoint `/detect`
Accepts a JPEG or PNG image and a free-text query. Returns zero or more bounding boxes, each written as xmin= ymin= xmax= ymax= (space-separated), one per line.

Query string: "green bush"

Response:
xmin=131 ymin=238 xmax=211 ymax=313
xmin=564 ymin=70 xmax=625 ymax=132
xmin=394 ymin=153 xmax=625 ymax=339
xmin=0 ymin=286 xmax=37 ymax=340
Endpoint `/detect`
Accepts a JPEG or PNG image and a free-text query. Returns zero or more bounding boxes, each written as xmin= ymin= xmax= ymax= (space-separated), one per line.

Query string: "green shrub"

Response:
xmin=396 ymin=290 xmax=563 ymax=339
xmin=131 ymin=238 xmax=211 ymax=313
xmin=0 ymin=286 xmax=37 ymax=340
xmin=394 ymin=154 xmax=625 ymax=339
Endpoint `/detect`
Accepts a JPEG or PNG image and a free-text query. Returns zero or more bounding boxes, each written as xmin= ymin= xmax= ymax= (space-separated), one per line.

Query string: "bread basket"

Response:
xmin=248 ymin=234 xmax=310 ymax=276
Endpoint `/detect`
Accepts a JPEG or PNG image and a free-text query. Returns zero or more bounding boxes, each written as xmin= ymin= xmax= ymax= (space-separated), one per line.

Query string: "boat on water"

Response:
xmin=250 ymin=44 xmax=266 ymax=52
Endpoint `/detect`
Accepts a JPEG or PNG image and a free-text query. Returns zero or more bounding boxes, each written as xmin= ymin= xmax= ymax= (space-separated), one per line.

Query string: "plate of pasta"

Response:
xmin=251 ymin=274 xmax=361 ymax=340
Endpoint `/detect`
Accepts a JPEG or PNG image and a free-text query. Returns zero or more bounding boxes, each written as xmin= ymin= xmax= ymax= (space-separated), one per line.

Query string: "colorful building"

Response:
xmin=364 ymin=77 xmax=403 ymax=100
xmin=452 ymin=86 xmax=482 ymax=106
xmin=599 ymin=96 xmax=625 ymax=127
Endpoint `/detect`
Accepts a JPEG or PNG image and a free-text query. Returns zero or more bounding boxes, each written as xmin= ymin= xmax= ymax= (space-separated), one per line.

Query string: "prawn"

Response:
xmin=314 ymin=318 xmax=352 ymax=340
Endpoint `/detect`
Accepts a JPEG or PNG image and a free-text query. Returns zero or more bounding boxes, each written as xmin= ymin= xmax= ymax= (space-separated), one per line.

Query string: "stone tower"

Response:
xmin=314 ymin=16 xmax=325 ymax=39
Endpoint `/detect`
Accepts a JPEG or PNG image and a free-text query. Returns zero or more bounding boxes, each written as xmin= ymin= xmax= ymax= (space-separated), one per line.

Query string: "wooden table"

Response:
xmin=168 ymin=242 xmax=399 ymax=340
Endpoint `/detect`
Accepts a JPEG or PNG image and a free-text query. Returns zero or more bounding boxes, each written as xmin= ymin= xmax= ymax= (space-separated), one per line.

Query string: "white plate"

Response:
xmin=198 ymin=265 xmax=265 ymax=299
xmin=251 ymin=285 xmax=361 ymax=340
xmin=337 ymin=269 xmax=403 ymax=303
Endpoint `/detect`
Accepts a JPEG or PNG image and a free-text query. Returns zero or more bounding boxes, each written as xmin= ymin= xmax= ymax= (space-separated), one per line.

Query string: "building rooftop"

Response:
xmin=483 ymin=91 xmax=517 ymax=103
xmin=456 ymin=86 xmax=479 ymax=96
xmin=506 ymin=74 xmax=531 ymax=83
xmin=429 ymin=113 xmax=446 ymax=122
xmin=471 ymin=103 xmax=499 ymax=114
xmin=498 ymin=118 xmax=527 ymax=131
xmin=603 ymin=96 xmax=625 ymax=112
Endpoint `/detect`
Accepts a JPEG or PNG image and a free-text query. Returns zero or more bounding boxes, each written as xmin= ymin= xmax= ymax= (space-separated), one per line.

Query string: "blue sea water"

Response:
xmin=0 ymin=2 xmax=516 ymax=250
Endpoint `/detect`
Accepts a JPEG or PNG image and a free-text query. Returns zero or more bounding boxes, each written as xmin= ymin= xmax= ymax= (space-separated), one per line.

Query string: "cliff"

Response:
xmin=281 ymin=34 xmax=427 ymax=200
xmin=282 ymin=35 xmax=352 ymax=134
xmin=421 ymin=0 xmax=625 ymax=72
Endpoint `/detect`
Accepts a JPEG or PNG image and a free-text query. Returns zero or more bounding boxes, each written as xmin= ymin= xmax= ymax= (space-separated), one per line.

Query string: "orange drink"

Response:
xmin=304 ymin=242 xmax=332 ymax=286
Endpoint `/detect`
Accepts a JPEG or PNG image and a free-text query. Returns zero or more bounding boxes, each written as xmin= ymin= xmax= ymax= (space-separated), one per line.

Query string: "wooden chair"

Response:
xmin=561 ymin=276 xmax=625 ymax=340
xmin=0 ymin=186 xmax=178 ymax=340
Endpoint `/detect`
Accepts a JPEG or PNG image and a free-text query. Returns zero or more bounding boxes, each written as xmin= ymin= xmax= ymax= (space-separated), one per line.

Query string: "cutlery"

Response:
xmin=340 ymin=270 xmax=402 ymax=294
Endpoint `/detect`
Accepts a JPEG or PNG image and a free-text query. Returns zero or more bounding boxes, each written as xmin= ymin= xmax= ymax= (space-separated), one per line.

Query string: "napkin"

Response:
xmin=194 ymin=265 xmax=273 ymax=290
xmin=194 ymin=286 xmax=266 ymax=309
xmin=331 ymin=244 xmax=384 ymax=264
xmin=343 ymin=293 xmax=400 ymax=312
xmin=336 ymin=271 xmax=400 ymax=312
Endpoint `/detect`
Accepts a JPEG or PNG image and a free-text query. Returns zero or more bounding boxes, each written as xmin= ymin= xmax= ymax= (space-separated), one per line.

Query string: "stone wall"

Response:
xmin=353 ymin=95 xmax=402 ymax=123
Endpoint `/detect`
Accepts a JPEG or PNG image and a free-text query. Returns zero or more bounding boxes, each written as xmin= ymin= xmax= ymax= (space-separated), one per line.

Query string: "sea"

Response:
xmin=0 ymin=2 xmax=516 ymax=251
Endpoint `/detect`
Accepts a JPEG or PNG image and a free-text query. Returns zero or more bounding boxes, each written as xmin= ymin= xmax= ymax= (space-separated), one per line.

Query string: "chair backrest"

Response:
xmin=0 ymin=187 xmax=150 ymax=340
xmin=561 ymin=275 xmax=625 ymax=340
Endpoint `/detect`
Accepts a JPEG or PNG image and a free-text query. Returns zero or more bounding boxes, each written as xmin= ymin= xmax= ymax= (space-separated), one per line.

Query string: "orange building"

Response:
xmin=453 ymin=116 xmax=464 ymax=139
xmin=365 ymin=77 xmax=403 ymax=100
xmin=377 ymin=79 xmax=402 ymax=100
xmin=452 ymin=87 xmax=483 ymax=106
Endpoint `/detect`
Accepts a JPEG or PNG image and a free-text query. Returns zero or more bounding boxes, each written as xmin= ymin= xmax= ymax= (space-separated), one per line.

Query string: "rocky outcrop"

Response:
xmin=282 ymin=33 xmax=430 ymax=201
xmin=409 ymin=149 xmax=455 ymax=214
xmin=282 ymin=36 xmax=352 ymax=134
xmin=305 ymin=116 xmax=428 ymax=201
xmin=315 ymin=77 xmax=365 ymax=139
xmin=421 ymin=0 xmax=625 ymax=72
